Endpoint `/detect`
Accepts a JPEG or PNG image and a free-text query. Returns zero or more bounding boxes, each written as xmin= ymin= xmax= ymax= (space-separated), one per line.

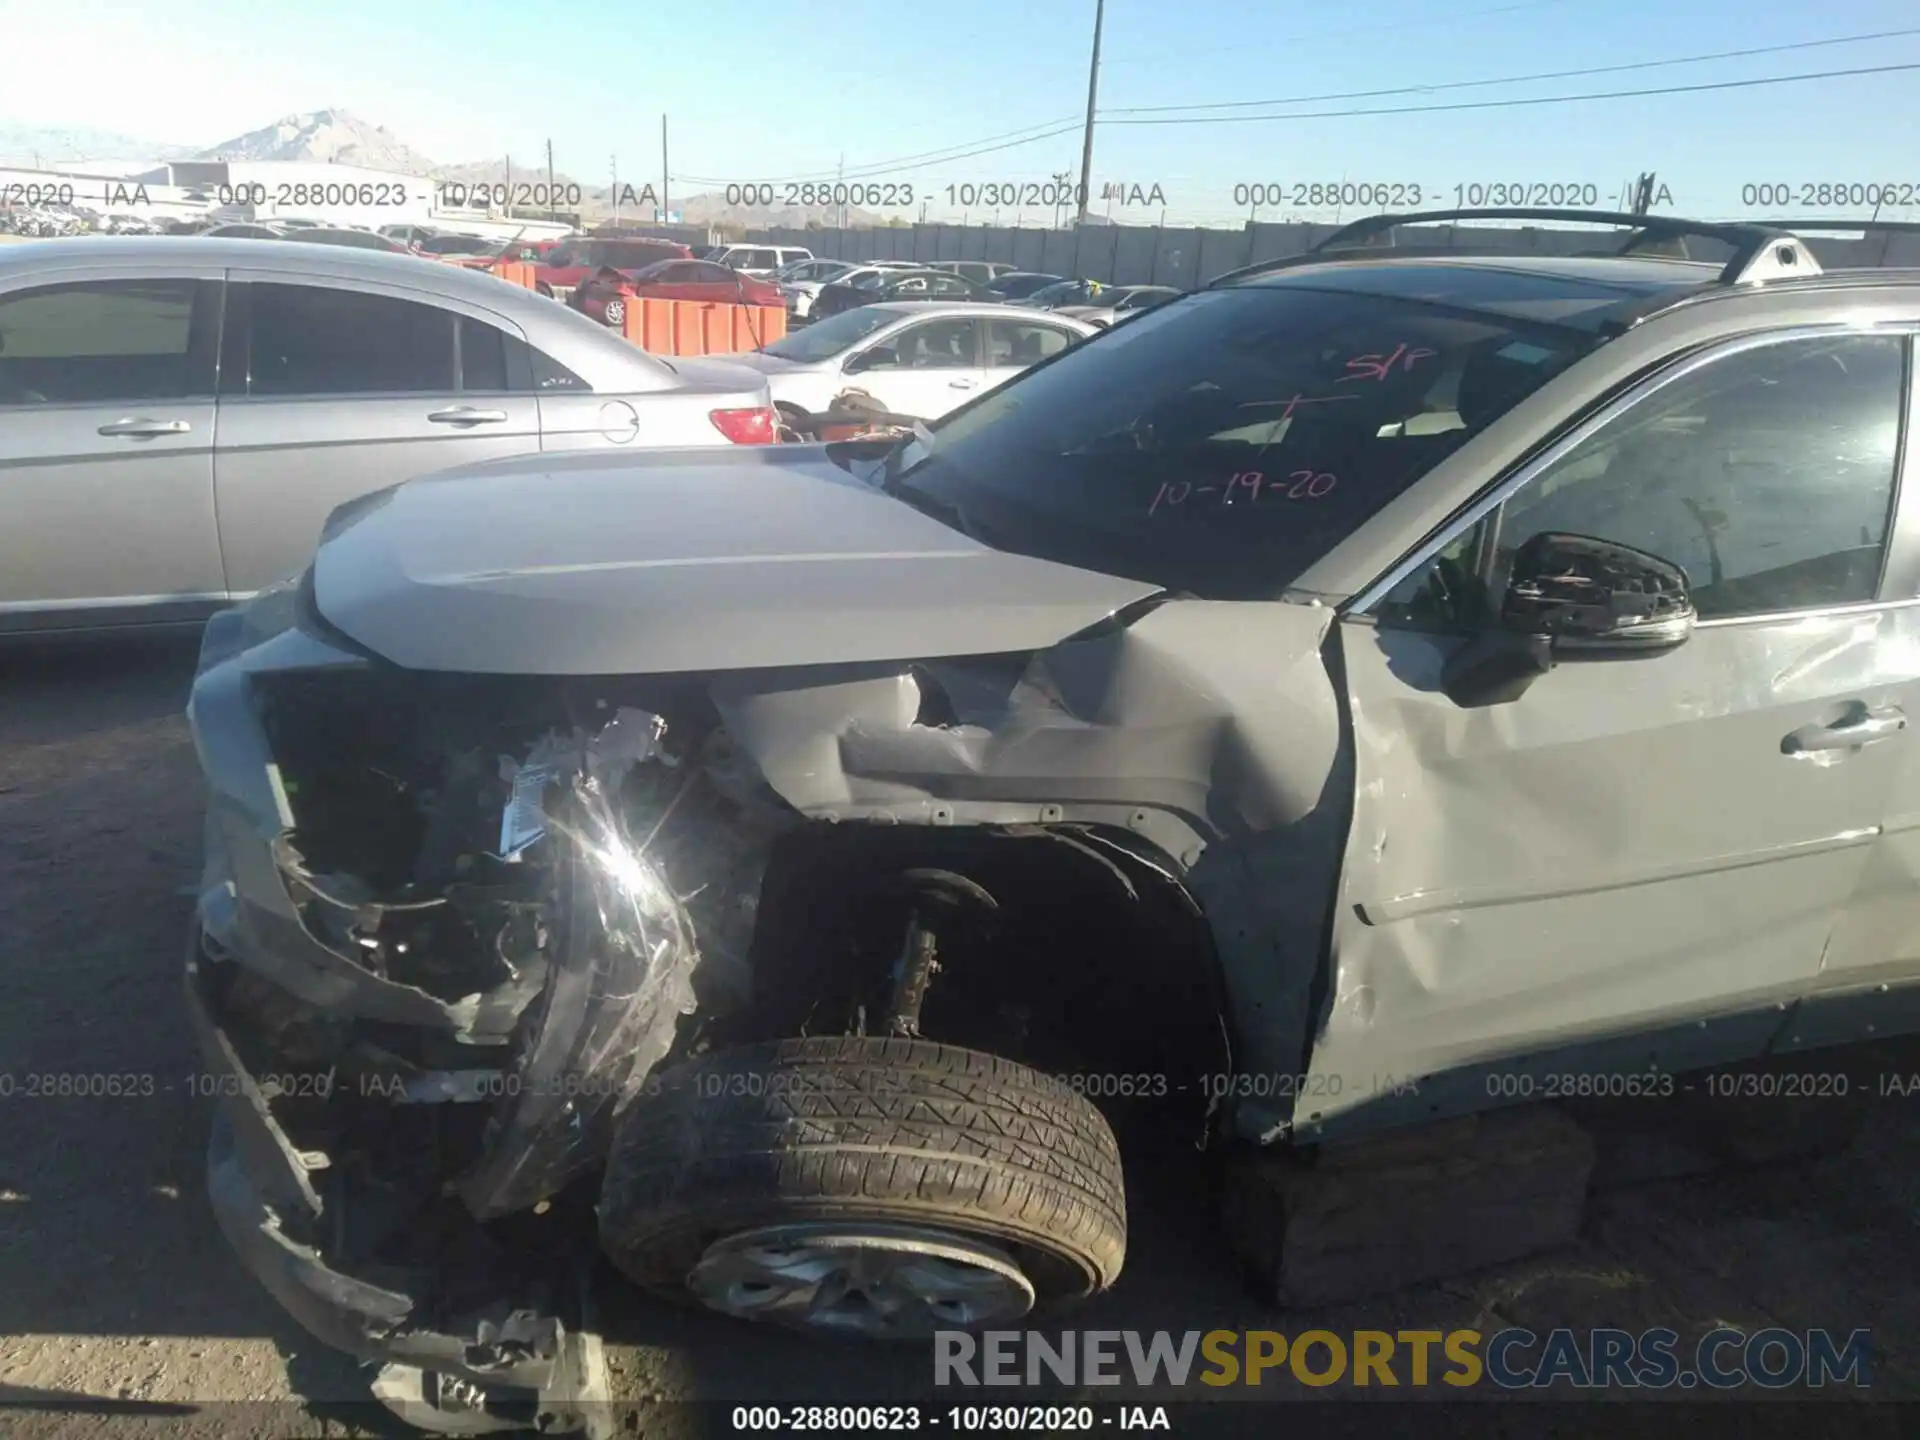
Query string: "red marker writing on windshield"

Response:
xmin=1337 ymin=343 xmax=1439 ymax=383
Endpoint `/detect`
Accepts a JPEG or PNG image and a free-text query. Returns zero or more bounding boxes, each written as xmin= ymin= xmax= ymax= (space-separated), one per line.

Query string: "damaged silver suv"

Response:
xmin=185 ymin=209 xmax=1920 ymax=1429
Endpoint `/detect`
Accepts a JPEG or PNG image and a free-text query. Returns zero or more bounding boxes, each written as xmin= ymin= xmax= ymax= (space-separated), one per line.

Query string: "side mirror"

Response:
xmin=846 ymin=346 xmax=895 ymax=374
xmin=1502 ymin=531 xmax=1695 ymax=650
xmin=1441 ymin=531 xmax=1694 ymax=708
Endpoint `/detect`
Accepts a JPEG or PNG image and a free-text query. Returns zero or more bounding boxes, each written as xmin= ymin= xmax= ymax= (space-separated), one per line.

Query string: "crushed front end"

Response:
xmin=183 ymin=577 xmax=791 ymax=1434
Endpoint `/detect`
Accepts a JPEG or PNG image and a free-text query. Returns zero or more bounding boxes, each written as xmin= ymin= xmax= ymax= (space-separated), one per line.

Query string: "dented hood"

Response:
xmin=313 ymin=447 xmax=1162 ymax=675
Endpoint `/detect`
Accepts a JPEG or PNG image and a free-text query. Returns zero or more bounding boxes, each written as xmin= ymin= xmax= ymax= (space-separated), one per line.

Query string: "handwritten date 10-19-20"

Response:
xmin=1149 ymin=469 xmax=1337 ymax=515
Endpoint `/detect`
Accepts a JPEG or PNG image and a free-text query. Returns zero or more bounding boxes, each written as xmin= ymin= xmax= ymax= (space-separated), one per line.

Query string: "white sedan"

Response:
xmin=732 ymin=301 xmax=1096 ymax=426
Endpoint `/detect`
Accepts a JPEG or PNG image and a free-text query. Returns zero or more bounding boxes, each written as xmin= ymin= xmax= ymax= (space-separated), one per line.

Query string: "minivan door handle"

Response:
xmin=98 ymin=417 xmax=190 ymax=438
xmin=426 ymin=407 xmax=509 ymax=425
xmin=1783 ymin=703 xmax=1908 ymax=755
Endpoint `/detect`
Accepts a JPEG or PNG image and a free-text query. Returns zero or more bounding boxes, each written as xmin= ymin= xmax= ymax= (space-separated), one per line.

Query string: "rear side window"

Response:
xmin=245 ymin=283 xmax=453 ymax=396
xmin=525 ymin=339 xmax=588 ymax=391
xmin=0 ymin=279 xmax=204 ymax=404
xmin=988 ymin=319 xmax=1077 ymax=366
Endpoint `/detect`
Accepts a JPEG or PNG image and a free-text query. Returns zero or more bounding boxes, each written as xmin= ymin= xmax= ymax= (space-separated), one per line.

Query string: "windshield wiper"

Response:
xmin=877 ymin=421 xmax=939 ymax=493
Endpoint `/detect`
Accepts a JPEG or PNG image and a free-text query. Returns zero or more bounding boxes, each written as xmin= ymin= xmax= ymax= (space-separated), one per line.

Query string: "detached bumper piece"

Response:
xmin=182 ymin=662 xmax=762 ymax=1435
xmin=190 ymin=951 xmax=612 ymax=1436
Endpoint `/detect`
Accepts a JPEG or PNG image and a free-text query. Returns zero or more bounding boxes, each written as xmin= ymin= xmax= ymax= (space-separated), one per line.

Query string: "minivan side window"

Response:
xmin=1495 ymin=333 xmax=1905 ymax=620
xmin=245 ymin=284 xmax=454 ymax=396
xmin=0 ymin=279 xmax=204 ymax=405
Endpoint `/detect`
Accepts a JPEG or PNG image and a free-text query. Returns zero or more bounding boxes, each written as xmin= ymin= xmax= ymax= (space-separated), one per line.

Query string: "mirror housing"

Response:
xmin=845 ymin=346 xmax=895 ymax=374
xmin=1441 ymin=531 xmax=1695 ymax=708
xmin=1502 ymin=531 xmax=1696 ymax=650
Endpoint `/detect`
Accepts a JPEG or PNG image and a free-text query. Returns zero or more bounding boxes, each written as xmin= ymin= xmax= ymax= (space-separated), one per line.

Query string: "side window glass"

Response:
xmin=989 ymin=321 xmax=1075 ymax=367
xmin=1497 ymin=334 xmax=1904 ymax=620
xmin=0 ymin=279 xmax=199 ymax=405
xmin=458 ymin=316 xmax=509 ymax=392
xmin=247 ymin=284 xmax=453 ymax=396
xmin=1377 ymin=520 xmax=1493 ymax=633
xmin=527 ymin=342 xmax=588 ymax=392
xmin=894 ymin=319 xmax=978 ymax=370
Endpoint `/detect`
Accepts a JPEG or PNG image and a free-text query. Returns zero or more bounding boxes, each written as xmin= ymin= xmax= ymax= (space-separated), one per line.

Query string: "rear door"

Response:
xmin=848 ymin=315 xmax=987 ymax=420
xmin=0 ymin=271 xmax=226 ymax=633
xmin=212 ymin=275 xmax=541 ymax=593
xmin=1309 ymin=326 xmax=1920 ymax=1133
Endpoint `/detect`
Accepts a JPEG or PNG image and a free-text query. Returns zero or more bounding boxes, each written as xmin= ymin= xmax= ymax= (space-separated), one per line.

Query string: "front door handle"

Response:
xmin=98 ymin=417 xmax=190 ymax=437
xmin=426 ymin=407 xmax=509 ymax=425
xmin=1783 ymin=703 xmax=1908 ymax=755
xmin=947 ymin=379 xmax=977 ymax=390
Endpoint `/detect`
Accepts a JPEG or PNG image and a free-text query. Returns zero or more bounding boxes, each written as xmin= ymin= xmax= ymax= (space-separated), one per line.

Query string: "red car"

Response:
xmin=439 ymin=237 xmax=567 ymax=272
xmin=571 ymin=259 xmax=783 ymax=328
xmin=531 ymin=237 xmax=693 ymax=298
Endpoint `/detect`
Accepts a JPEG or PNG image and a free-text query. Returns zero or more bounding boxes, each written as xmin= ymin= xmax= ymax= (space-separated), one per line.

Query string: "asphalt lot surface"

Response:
xmin=3 ymin=638 xmax=1919 ymax=1438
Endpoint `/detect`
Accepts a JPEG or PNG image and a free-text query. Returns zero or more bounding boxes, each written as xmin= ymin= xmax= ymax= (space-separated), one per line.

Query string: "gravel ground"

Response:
xmin=3 ymin=639 xmax=1918 ymax=1437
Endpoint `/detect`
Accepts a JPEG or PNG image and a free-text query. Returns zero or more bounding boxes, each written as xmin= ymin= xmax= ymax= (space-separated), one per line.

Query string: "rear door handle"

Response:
xmin=948 ymin=379 xmax=977 ymax=390
xmin=426 ymin=407 xmax=509 ymax=425
xmin=1783 ymin=704 xmax=1908 ymax=755
xmin=98 ymin=417 xmax=190 ymax=437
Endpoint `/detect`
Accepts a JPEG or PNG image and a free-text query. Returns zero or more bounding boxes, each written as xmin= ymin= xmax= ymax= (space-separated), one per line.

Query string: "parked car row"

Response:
xmin=768 ymin=255 xmax=1185 ymax=329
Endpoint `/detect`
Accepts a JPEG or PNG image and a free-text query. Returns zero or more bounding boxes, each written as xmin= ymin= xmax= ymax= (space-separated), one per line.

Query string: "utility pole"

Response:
xmin=611 ymin=155 xmax=619 ymax=226
xmin=836 ymin=153 xmax=846 ymax=230
xmin=1074 ymin=0 xmax=1106 ymax=226
xmin=661 ymin=115 xmax=669 ymax=223
xmin=546 ymin=138 xmax=556 ymax=221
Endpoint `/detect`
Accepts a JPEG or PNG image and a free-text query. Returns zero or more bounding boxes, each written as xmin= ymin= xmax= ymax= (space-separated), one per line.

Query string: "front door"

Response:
xmin=213 ymin=277 xmax=540 ymax=594
xmin=1305 ymin=328 xmax=1920 ymax=1134
xmin=847 ymin=316 xmax=987 ymax=421
xmin=0 ymin=275 xmax=226 ymax=632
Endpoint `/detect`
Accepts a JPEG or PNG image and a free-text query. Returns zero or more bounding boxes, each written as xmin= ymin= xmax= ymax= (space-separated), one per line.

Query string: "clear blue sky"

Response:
xmin=6 ymin=0 xmax=1920 ymax=223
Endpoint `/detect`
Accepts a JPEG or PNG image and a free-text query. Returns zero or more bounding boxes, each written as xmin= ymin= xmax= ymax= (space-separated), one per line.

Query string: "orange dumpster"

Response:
xmin=613 ymin=298 xmax=790 ymax=356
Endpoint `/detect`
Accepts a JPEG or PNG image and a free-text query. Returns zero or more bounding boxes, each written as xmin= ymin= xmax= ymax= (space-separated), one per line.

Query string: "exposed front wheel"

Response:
xmin=597 ymin=1037 xmax=1127 ymax=1338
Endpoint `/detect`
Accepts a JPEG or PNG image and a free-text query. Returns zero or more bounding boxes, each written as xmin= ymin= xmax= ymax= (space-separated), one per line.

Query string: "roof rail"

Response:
xmin=1209 ymin=207 xmax=1822 ymax=289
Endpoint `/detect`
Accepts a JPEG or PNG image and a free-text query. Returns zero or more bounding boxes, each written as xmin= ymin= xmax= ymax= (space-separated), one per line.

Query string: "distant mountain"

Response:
xmin=0 ymin=120 xmax=196 ymax=167
xmin=192 ymin=108 xmax=440 ymax=173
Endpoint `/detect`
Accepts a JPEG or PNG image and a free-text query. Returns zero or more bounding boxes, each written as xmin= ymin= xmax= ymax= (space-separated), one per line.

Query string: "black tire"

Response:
xmin=598 ymin=1037 xmax=1127 ymax=1316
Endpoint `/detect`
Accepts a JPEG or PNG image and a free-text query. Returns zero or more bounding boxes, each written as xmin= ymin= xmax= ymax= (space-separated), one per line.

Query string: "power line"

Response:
xmin=673 ymin=3 xmax=1578 ymax=183
xmin=669 ymin=37 xmax=1920 ymax=191
xmin=1104 ymin=27 xmax=1920 ymax=115
xmin=1103 ymin=60 xmax=1920 ymax=126
xmin=674 ymin=115 xmax=1084 ymax=186
xmin=1103 ymin=0 xmax=1581 ymax=68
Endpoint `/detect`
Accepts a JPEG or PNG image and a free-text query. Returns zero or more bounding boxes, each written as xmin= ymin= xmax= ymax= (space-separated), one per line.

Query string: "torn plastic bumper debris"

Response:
xmin=186 ymin=650 xmax=714 ymax=1433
